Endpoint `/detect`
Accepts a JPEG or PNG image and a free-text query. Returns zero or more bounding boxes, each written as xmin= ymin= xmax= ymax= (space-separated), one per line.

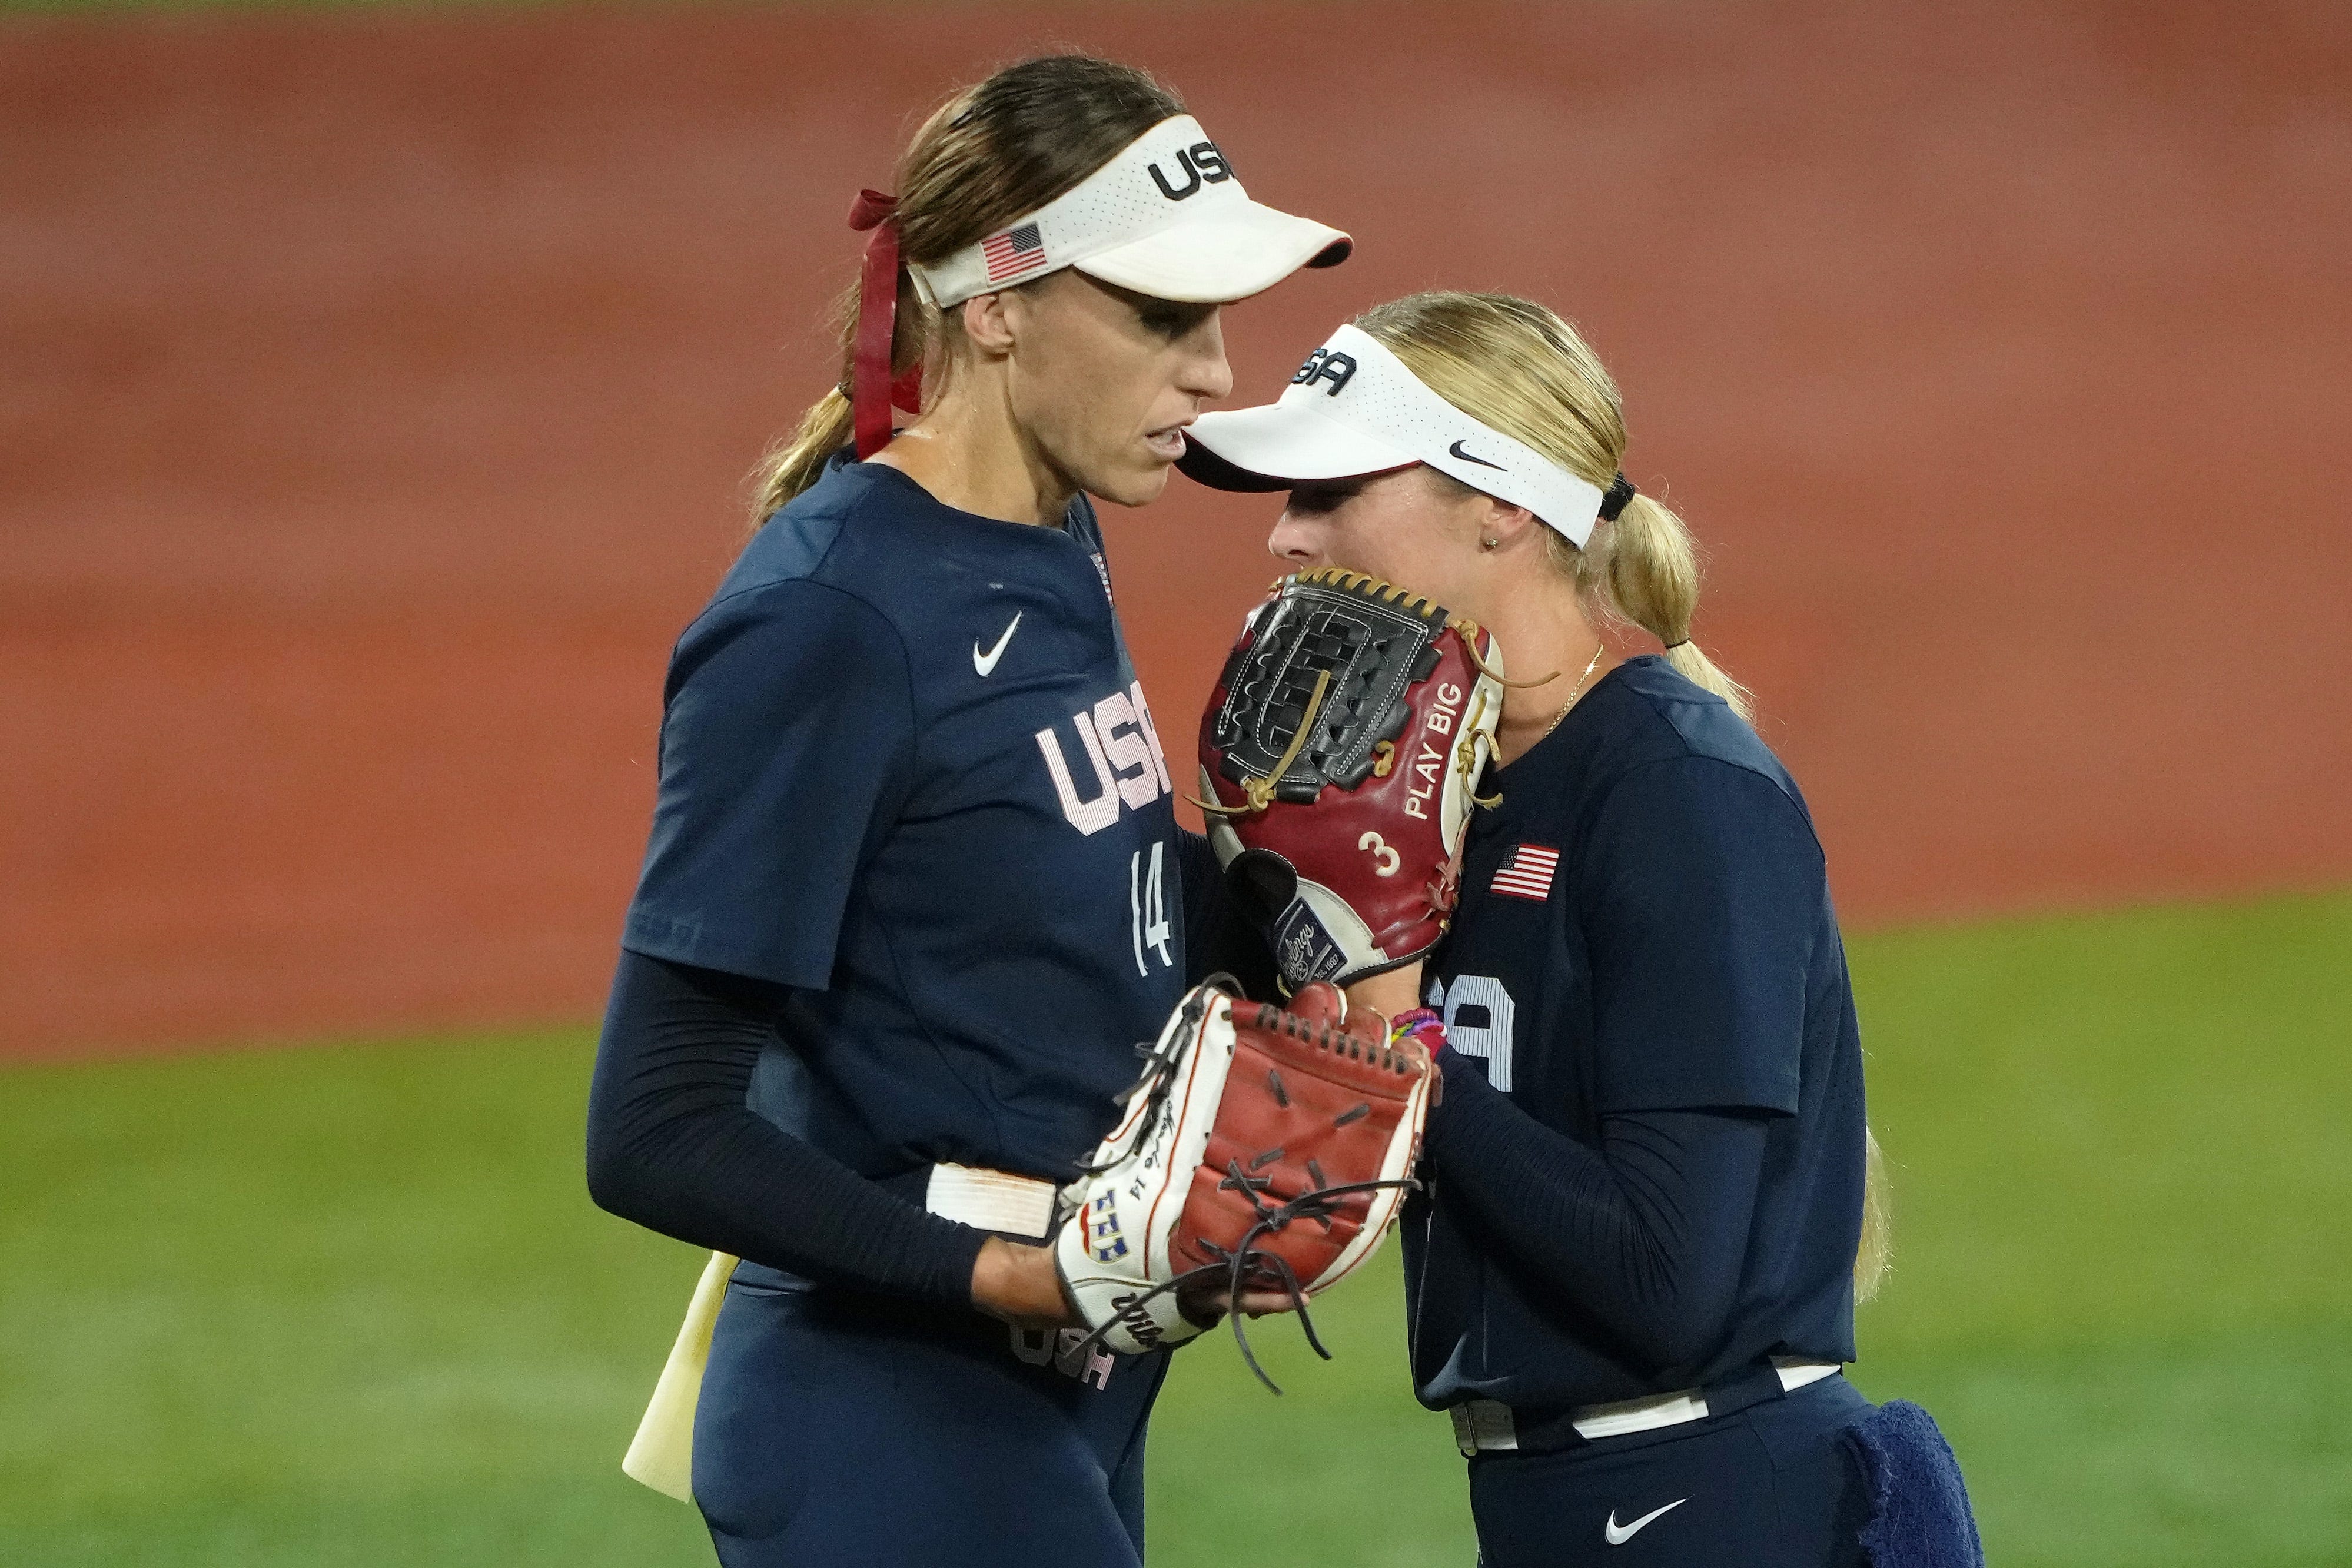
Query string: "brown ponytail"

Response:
xmin=748 ymin=57 xmax=1183 ymax=524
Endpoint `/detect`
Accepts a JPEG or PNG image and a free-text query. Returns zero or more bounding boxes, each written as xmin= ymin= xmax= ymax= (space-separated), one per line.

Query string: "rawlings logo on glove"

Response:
xmin=1196 ymin=567 xmax=1514 ymax=991
xmin=1055 ymin=976 xmax=1433 ymax=1388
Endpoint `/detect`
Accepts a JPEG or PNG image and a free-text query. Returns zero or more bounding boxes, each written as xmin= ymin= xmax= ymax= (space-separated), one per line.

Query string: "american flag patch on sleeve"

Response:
xmin=982 ymin=222 xmax=1047 ymax=283
xmin=1490 ymin=844 xmax=1560 ymax=902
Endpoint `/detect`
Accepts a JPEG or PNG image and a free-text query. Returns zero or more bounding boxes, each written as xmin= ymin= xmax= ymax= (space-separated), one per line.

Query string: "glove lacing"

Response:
xmin=1067 ymin=981 xmax=1424 ymax=1394
xmin=1065 ymin=1165 xmax=1421 ymax=1394
xmin=1188 ymin=667 xmax=1333 ymax=818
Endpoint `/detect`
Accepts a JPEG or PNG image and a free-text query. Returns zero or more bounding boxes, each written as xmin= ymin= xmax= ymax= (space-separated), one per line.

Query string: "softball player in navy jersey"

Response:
xmin=1180 ymin=293 xmax=1979 ymax=1566
xmin=583 ymin=58 xmax=1346 ymax=1568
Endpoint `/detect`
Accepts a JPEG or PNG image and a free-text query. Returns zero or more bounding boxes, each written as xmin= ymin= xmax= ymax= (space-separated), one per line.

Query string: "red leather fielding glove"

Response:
xmin=1197 ymin=567 xmax=1509 ymax=990
xmin=1055 ymin=977 xmax=1433 ymax=1388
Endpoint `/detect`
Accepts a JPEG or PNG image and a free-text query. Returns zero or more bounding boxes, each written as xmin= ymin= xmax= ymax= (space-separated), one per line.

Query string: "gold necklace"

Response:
xmin=1534 ymin=639 xmax=1608 ymax=747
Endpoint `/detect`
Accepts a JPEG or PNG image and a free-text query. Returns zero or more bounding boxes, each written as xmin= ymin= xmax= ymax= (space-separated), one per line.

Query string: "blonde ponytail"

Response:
xmin=752 ymin=383 xmax=858 ymax=522
xmin=1855 ymin=1128 xmax=1892 ymax=1303
xmin=1578 ymin=493 xmax=1754 ymax=723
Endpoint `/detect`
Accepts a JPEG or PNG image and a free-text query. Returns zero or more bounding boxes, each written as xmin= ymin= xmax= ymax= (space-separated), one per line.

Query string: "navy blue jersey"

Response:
xmin=622 ymin=453 xmax=1188 ymax=1186
xmin=1403 ymin=656 xmax=1866 ymax=1411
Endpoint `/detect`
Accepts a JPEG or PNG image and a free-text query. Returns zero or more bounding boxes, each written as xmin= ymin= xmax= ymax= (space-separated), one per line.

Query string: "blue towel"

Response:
xmin=1842 ymin=1400 xmax=1985 ymax=1567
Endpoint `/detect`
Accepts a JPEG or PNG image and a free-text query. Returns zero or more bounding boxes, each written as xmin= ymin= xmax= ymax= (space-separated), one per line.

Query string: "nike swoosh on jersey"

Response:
xmin=1604 ymin=1499 xmax=1686 ymax=1546
xmin=973 ymin=612 xmax=1023 ymax=677
xmin=1447 ymin=439 xmax=1506 ymax=471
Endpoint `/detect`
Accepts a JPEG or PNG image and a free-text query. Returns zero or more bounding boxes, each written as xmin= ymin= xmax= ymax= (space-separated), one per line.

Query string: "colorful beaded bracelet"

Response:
xmin=1387 ymin=1006 xmax=1447 ymax=1053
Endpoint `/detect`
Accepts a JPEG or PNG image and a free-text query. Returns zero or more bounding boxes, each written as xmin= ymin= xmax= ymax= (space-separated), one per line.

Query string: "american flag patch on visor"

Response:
xmin=1490 ymin=844 xmax=1559 ymax=902
xmin=982 ymin=222 xmax=1048 ymax=283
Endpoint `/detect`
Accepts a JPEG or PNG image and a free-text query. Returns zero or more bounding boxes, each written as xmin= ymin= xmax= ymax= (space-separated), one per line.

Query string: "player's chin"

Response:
xmin=1087 ymin=449 xmax=1179 ymax=509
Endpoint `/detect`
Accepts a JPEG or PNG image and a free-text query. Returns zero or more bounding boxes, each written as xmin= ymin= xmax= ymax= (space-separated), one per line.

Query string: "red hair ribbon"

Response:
xmin=846 ymin=189 xmax=925 ymax=460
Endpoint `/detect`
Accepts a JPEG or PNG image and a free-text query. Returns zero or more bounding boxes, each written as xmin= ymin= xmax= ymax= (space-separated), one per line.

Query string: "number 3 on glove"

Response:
xmin=1055 ymin=976 xmax=1434 ymax=1390
xmin=1196 ymin=567 xmax=1522 ymax=991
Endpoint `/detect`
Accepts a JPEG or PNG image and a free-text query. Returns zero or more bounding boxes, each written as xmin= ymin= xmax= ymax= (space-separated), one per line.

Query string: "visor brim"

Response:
xmin=1075 ymin=203 xmax=1351 ymax=305
xmin=1178 ymin=402 xmax=1417 ymax=491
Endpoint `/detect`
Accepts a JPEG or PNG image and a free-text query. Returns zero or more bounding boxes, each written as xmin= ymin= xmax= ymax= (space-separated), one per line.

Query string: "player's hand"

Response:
xmin=1053 ymin=978 xmax=1436 ymax=1382
xmin=969 ymin=1235 xmax=1082 ymax=1329
xmin=1344 ymin=962 xmax=1424 ymax=1028
xmin=1176 ymin=1279 xmax=1304 ymax=1327
xmin=969 ymin=1233 xmax=1295 ymax=1330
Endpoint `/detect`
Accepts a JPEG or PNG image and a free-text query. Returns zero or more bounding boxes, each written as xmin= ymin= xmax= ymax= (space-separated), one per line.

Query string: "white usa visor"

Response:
xmin=1180 ymin=324 xmax=1610 ymax=546
xmin=909 ymin=115 xmax=1351 ymax=309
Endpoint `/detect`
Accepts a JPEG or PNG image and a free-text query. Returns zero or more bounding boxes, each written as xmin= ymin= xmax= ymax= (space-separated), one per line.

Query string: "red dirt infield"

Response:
xmin=4 ymin=1 xmax=2348 ymax=1057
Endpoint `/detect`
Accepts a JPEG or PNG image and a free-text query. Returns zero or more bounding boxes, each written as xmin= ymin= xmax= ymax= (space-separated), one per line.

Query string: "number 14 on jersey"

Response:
xmin=1130 ymin=842 xmax=1174 ymax=976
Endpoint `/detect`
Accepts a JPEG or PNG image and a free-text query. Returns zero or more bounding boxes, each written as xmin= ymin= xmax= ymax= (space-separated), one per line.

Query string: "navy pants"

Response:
xmin=692 ymin=1268 xmax=1168 ymax=1567
xmin=1469 ymin=1375 xmax=1875 ymax=1568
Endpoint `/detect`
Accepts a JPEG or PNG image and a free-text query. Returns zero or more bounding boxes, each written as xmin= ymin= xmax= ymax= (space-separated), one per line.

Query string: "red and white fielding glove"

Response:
xmin=1197 ymin=567 xmax=1508 ymax=991
xmin=1054 ymin=976 xmax=1433 ymax=1387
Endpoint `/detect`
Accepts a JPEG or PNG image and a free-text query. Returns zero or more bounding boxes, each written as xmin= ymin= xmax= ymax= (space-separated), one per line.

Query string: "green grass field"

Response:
xmin=4 ymin=889 xmax=2348 ymax=1566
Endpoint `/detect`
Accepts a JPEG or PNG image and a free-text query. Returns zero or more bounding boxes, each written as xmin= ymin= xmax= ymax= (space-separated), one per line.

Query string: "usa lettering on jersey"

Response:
xmin=1008 ymin=1325 xmax=1117 ymax=1388
xmin=1033 ymin=679 xmax=1174 ymax=835
xmin=1426 ymin=972 xmax=1517 ymax=1091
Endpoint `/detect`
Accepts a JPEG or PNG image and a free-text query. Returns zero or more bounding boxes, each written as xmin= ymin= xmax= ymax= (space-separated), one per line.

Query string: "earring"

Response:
xmin=1480 ymin=537 xmax=1500 ymax=551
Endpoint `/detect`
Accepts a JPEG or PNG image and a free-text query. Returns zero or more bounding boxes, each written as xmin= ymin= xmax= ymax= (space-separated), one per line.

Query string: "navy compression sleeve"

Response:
xmin=1424 ymin=1051 xmax=1770 ymax=1371
xmin=1177 ymin=828 xmax=1277 ymax=996
xmin=584 ymin=948 xmax=988 ymax=1311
